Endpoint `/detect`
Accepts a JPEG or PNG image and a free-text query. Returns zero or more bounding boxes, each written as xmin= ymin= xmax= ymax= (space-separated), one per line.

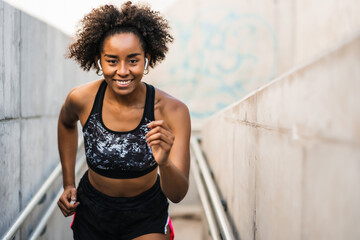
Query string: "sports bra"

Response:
xmin=82 ymin=80 xmax=158 ymax=179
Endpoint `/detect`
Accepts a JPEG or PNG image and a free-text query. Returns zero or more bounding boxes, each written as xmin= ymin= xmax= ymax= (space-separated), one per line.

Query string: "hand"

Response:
xmin=57 ymin=186 xmax=80 ymax=217
xmin=146 ymin=120 xmax=174 ymax=166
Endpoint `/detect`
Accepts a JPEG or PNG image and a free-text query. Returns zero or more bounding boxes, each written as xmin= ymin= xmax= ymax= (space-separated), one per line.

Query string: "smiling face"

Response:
xmin=99 ymin=32 xmax=148 ymax=96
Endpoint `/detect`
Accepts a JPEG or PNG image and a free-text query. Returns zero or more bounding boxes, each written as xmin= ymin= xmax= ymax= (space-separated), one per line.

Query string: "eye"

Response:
xmin=107 ymin=60 xmax=117 ymax=64
xmin=129 ymin=59 xmax=139 ymax=64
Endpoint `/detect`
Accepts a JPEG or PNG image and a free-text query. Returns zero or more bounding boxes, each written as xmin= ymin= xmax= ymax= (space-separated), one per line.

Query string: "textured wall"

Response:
xmin=0 ymin=1 xmax=95 ymax=238
xmin=201 ymin=33 xmax=360 ymax=240
xmin=147 ymin=0 xmax=360 ymax=124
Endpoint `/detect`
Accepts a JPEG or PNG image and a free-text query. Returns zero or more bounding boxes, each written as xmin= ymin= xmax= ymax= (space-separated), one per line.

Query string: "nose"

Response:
xmin=116 ymin=62 xmax=129 ymax=76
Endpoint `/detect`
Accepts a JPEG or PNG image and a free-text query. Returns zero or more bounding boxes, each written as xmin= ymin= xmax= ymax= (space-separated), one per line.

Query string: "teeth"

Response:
xmin=115 ymin=80 xmax=131 ymax=85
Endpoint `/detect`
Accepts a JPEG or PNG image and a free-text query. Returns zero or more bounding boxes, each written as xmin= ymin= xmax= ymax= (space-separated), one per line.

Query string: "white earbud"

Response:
xmin=97 ymin=59 xmax=102 ymax=71
xmin=144 ymin=58 xmax=148 ymax=70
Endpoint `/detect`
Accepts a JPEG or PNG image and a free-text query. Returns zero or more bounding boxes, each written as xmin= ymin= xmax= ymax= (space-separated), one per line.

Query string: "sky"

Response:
xmin=3 ymin=0 xmax=177 ymax=35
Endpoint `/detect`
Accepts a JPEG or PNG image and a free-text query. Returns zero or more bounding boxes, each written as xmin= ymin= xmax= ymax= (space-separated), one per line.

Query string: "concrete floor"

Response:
xmin=168 ymin=171 xmax=210 ymax=240
xmin=171 ymin=217 xmax=204 ymax=240
xmin=169 ymin=205 xmax=207 ymax=240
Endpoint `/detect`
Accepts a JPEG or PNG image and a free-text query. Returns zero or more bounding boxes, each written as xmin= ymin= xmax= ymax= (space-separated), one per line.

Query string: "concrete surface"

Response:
xmin=3 ymin=0 xmax=360 ymax=238
xmin=1 ymin=2 xmax=205 ymax=238
xmin=170 ymin=203 xmax=206 ymax=240
xmin=201 ymin=33 xmax=360 ymax=240
xmin=1 ymin=0 xmax=20 ymax=119
xmin=171 ymin=216 xmax=205 ymax=240
xmin=146 ymin=0 xmax=360 ymax=124
xmin=169 ymin=171 xmax=205 ymax=240
xmin=0 ymin=1 xmax=96 ymax=238
xmin=0 ymin=120 xmax=21 ymax=235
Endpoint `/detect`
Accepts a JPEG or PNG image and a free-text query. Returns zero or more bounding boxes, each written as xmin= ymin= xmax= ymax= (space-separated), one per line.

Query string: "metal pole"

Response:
xmin=28 ymin=189 xmax=63 ymax=240
xmin=1 ymin=140 xmax=83 ymax=240
xmin=190 ymin=137 xmax=236 ymax=240
xmin=190 ymin=149 xmax=221 ymax=240
xmin=29 ymin=155 xmax=86 ymax=240
xmin=1 ymin=164 xmax=62 ymax=240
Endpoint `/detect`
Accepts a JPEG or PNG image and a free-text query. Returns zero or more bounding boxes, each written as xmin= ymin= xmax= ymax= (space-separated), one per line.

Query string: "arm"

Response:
xmin=57 ymin=90 xmax=81 ymax=216
xmin=146 ymin=102 xmax=191 ymax=203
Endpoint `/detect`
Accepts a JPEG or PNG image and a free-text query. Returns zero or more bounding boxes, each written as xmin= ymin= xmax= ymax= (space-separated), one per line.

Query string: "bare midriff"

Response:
xmin=87 ymin=168 xmax=159 ymax=197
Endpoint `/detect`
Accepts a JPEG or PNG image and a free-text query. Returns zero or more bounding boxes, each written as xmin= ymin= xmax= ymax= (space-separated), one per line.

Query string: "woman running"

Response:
xmin=57 ymin=2 xmax=190 ymax=239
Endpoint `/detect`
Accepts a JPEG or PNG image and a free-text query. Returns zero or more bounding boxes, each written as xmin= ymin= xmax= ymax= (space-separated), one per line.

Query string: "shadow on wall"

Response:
xmin=150 ymin=2 xmax=278 ymax=121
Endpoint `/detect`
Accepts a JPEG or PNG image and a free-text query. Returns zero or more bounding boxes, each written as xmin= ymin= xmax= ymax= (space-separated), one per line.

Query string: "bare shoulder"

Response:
xmin=65 ymin=79 xmax=103 ymax=113
xmin=154 ymin=88 xmax=189 ymax=116
xmin=154 ymin=88 xmax=190 ymax=131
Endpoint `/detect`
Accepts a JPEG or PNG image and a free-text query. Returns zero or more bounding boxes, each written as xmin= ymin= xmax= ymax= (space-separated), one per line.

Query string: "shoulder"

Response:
xmin=154 ymin=87 xmax=190 ymax=132
xmin=154 ymin=87 xmax=189 ymax=117
xmin=66 ymin=79 xmax=103 ymax=103
xmin=64 ymin=79 xmax=103 ymax=113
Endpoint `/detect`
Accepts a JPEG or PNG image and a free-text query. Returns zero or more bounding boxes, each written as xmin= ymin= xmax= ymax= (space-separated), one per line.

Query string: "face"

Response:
xmin=99 ymin=33 xmax=148 ymax=96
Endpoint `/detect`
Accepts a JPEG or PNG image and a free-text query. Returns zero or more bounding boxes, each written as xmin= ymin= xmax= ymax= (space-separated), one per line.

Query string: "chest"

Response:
xmin=101 ymin=102 xmax=144 ymax=132
xmin=83 ymin=113 xmax=156 ymax=171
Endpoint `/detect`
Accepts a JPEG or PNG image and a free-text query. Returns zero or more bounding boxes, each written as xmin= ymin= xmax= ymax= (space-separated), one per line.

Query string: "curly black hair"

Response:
xmin=67 ymin=1 xmax=173 ymax=72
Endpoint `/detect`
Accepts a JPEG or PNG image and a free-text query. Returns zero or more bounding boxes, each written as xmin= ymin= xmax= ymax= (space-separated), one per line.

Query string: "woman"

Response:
xmin=57 ymin=2 xmax=191 ymax=239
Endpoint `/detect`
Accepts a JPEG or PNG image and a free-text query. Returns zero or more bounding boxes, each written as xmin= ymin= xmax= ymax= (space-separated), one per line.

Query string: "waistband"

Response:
xmin=77 ymin=170 xmax=162 ymax=211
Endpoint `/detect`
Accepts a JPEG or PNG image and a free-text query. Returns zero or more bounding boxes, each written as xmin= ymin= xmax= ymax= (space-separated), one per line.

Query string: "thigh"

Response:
xmin=133 ymin=226 xmax=170 ymax=240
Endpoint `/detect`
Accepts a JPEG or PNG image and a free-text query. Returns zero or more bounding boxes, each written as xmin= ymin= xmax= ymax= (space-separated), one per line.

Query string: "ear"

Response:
xmin=94 ymin=57 xmax=100 ymax=68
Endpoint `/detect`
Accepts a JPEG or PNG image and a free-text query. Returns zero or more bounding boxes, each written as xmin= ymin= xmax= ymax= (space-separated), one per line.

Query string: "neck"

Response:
xmin=105 ymin=81 xmax=146 ymax=108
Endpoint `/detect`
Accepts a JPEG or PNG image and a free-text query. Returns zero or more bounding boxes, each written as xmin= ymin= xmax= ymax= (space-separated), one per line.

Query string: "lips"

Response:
xmin=113 ymin=79 xmax=132 ymax=87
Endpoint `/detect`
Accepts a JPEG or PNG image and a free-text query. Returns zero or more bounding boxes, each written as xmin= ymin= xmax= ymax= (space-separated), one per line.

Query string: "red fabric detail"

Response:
xmin=71 ymin=212 xmax=76 ymax=228
xmin=169 ymin=217 xmax=175 ymax=240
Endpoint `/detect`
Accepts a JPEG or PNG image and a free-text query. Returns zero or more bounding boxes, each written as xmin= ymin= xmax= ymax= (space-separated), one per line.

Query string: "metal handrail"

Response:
xmin=1 ymin=139 xmax=84 ymax=240
xmin=190 ymin=136 xmax=236 ymax=240
xmin=29 ymin=155 xmax=87 ymax=240
xmin=29 ymin=190 xmax=63 ymax=240
xmin=1 ymin=164 xmax=62 ymax=240
xmin=190 ymin=149 xmax=221 ymax=240
xmin=3 ymin=136 xmax=235 ymax=240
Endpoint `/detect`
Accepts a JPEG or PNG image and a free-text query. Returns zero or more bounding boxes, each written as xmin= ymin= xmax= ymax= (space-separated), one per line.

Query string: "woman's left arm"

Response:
xmin=146 ymin=102 xmax=191 ymax=203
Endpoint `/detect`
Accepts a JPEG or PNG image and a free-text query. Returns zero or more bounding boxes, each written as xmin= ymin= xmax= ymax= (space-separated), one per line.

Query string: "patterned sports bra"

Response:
xmin=82 ymin=81 xmax=158 ymax=179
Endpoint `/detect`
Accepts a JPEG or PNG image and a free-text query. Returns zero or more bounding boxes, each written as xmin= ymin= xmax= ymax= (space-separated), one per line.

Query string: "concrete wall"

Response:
xmin=147 ymin=0 xmax=360 ymax=124
xmin=0 ymin=1 xmax=95 ymax=238
xmin=201 ymin=32 xmax=360 ymax=240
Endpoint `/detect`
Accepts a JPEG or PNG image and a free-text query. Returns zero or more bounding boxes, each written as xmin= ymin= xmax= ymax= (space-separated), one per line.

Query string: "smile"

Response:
xmin=113 ymin=79 xmax=132 ymax=85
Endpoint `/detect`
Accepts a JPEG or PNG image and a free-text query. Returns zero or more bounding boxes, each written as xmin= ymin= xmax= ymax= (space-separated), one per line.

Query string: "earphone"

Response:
xmin=97 ymin=59 xmax=102 ymax=71
xmin=144 ymin=58 xmax=148 ymax=70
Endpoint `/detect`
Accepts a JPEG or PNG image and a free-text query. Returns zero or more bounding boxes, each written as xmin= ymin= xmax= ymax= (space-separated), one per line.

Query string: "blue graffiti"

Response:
xmin=162 ymin=8 xmax=278 ymax=119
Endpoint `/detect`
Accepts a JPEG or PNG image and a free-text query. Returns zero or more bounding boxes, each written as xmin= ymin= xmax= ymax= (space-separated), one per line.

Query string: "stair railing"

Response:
xmin=190 ymin=136 xmax=236 ymax=240
xmin=1 ymin=139 xmax=85 ymax=240
xmin=3 ymin=135 xmax=236 ymax=240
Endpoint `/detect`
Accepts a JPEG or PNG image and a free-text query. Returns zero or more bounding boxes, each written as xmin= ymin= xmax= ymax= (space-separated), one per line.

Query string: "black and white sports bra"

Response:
xmin=82 ymin=80 xmax=158 ymax=179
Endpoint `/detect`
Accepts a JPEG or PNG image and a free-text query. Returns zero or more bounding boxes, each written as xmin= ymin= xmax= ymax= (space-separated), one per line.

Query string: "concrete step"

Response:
xmin=169 ymin=205 xmax=210 ymax=240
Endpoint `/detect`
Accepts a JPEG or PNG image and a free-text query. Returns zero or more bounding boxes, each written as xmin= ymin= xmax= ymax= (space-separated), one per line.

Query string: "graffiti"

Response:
xmin=155 ymin=6 xmax=278 ymax=119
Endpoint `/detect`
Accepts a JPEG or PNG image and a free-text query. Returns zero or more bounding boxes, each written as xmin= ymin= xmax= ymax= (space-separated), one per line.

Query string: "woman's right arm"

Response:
xmin=57 ymin=89 xmax=81 ymax=217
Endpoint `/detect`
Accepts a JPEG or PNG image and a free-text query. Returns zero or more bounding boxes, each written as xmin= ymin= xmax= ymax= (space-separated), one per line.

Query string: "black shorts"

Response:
xmin=71 ymin=171 xmax=170 ymax=240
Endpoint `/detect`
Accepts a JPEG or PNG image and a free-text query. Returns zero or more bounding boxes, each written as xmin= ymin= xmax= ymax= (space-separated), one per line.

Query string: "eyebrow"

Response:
xmin=128 ymin=53 xmax=142 ymax=58
xmin=104 ymin=53 xmax=142 ymax=58
xmin=104 ymin=54 xmax=118 ymax=58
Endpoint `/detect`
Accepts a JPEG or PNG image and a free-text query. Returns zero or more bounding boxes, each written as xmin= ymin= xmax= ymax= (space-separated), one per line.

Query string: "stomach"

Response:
xmin=87 ymin=167 xmax=159 ymax=197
